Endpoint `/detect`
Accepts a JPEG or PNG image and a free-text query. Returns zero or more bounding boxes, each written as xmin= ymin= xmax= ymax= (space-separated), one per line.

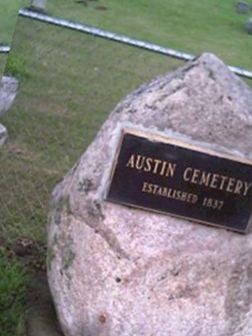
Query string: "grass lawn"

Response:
xmin=0 ymin=16 xmax=181 ymax=335
xmin=0 ymin=0 xmax=29 ymax=75
xmin=45 ymin=0 xmax=252 ymax=70
xmin=2 ymin=1 xmax=252 ymax=73
xmin=0 ymin=0 xmax=28 ymax=45
xmin=2 ymin=17 xmax=181 ymax=240
xmin=0 ymin=1 xmax=252 ymax=335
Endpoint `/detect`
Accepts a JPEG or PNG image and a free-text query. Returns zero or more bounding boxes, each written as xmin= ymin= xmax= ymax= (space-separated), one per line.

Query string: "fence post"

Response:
xmin=31 ymin=0 xmax=47 ymax=11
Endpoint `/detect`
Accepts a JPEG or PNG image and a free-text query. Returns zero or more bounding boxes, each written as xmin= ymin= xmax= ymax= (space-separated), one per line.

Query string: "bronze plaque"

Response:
xmin=106 ymin=129 xmax=252 ymax=233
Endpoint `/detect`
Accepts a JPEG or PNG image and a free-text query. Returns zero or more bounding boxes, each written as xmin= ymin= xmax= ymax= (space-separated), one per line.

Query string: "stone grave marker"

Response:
xmin=247 ymin=18 xmax=252 ymax=33
xmin=0 ymin=76 xmax=18 ymax=147
xmin=0 ymin=76 xmax=18 ymax=117
xmin=236 ymin=1 xmax=251 ymax=13
xmin=0 ymin=123 xmax=7 ymax=146
xmin=48 ymin=53 xmax=252 ymax=336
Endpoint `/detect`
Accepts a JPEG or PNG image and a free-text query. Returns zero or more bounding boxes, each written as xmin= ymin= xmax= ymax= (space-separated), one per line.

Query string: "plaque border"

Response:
xmin=106 ymin=127 xmax=252 ymax=234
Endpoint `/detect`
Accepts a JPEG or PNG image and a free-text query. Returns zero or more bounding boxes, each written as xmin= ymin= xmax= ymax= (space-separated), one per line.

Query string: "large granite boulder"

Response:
xmin=247 ymin=18 xmax=252 ymax=34
xmin=48 ymin=53 xmax=252 ymax=336
xmin=0 ymin=76 xmax=18 ymax=117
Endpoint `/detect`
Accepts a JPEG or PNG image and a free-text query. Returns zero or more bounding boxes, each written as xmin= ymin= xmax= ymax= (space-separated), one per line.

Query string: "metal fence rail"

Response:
xmin=13 ymin=8 xmax=252 ymax=80
xmin=0 ymin=46 xmax=10 ymax=54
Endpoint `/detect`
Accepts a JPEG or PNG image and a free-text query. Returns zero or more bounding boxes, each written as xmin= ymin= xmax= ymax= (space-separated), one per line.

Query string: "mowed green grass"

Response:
xmin=1 ymin=0 xmax=252 ymax=72
xmin=0 ymin=17 xmax=181 ymax=335
xmin=2 ymin=17 xmax=181 ymax=241
xmin=0 ymin=0 xmax=28 ymax=44
xmin=2 ymin=1 xmax=252 ymax=74
xmin=46 ymin=0 xmax=252 ymax=70
xmin=0 ymin=0 xmax=29 ymax=75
